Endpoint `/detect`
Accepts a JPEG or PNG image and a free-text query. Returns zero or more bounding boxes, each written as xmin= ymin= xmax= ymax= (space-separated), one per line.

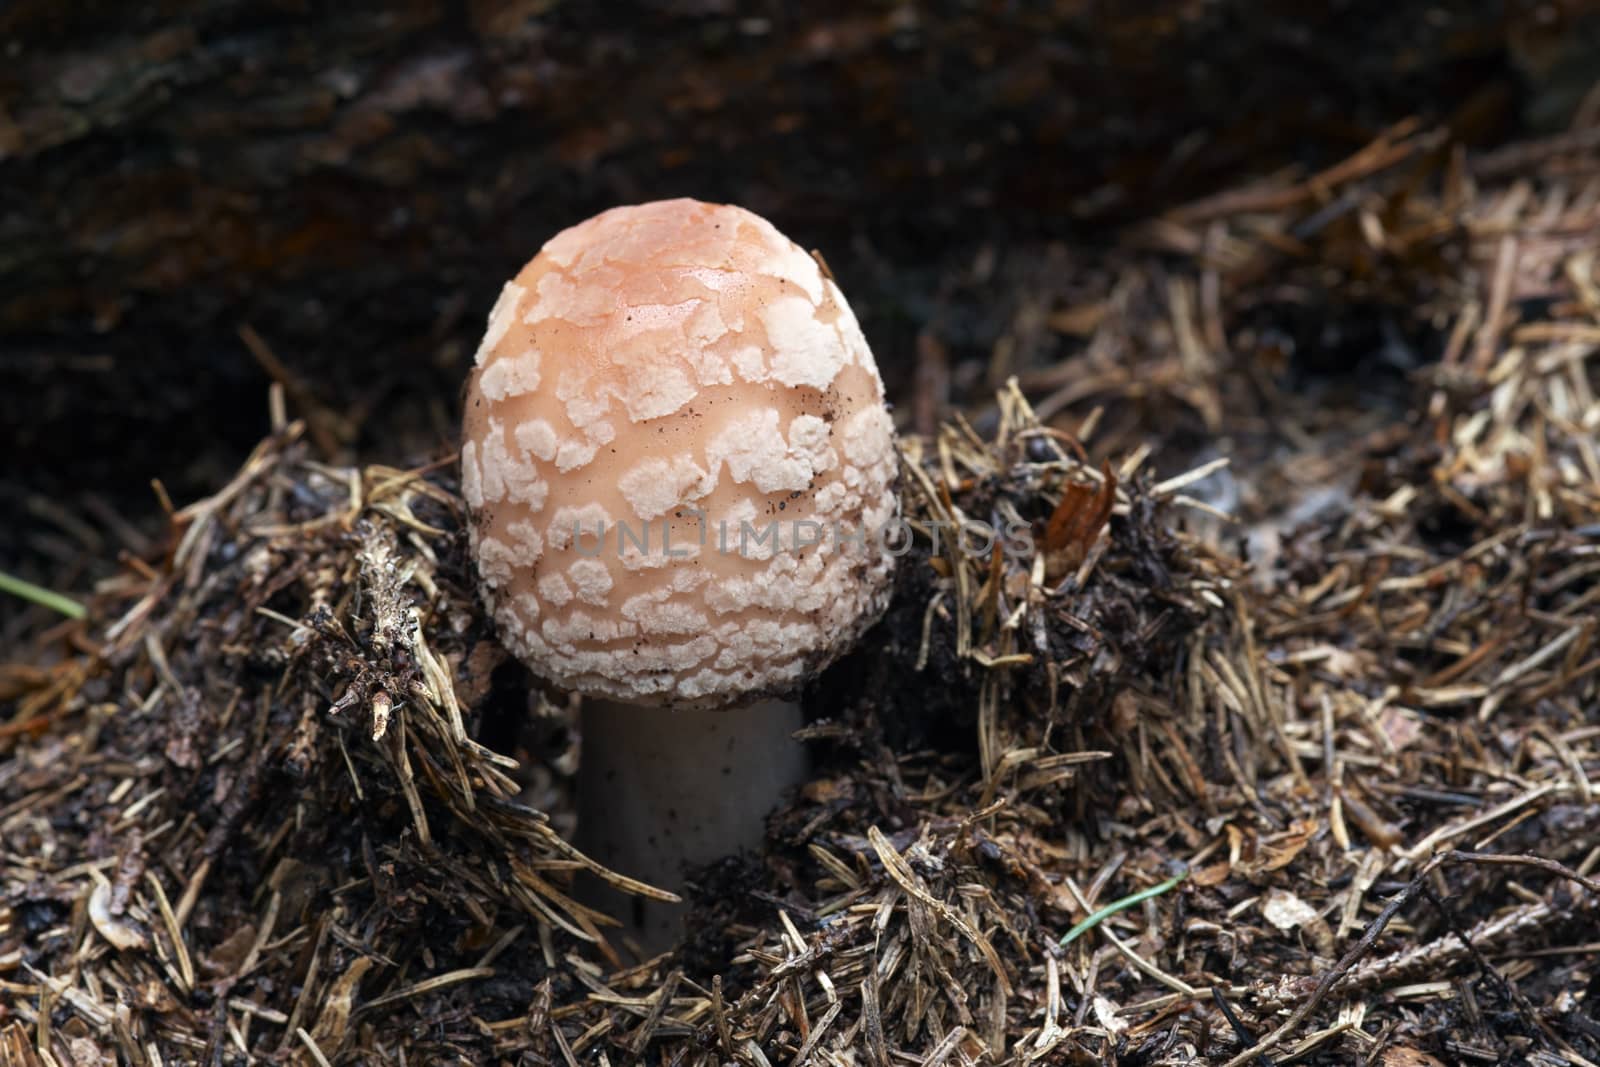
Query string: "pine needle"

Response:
xmin=1058 ymin=868 xmax=1187 ymax=947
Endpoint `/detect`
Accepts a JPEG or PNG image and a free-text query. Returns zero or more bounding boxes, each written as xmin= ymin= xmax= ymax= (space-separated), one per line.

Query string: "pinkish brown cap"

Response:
xmin=462 ymin=199 xmax=897 ymax=709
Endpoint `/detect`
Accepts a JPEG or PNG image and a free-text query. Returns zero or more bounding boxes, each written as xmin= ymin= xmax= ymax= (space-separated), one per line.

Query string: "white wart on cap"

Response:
xmin=463 ymin=199 xmax=897 ymax=709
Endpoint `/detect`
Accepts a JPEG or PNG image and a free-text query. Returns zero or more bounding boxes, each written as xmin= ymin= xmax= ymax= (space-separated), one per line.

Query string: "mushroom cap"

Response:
xmin=463 ymin=199 xmax=898 ymax=710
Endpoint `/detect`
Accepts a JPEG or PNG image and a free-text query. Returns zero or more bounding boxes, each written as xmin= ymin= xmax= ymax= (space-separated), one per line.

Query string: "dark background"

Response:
xmin=3 ymin=0 xmax=1597 ymax=634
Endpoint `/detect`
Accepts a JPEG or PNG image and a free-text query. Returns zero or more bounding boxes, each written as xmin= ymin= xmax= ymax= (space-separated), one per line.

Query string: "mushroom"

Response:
xmin=462 ymin=198 xmax=898 ymax=946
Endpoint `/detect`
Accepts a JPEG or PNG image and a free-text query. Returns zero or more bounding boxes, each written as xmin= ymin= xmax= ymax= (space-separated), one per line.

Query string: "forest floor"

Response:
xmin=4 ymin=83 xmax=1600 ymax=1067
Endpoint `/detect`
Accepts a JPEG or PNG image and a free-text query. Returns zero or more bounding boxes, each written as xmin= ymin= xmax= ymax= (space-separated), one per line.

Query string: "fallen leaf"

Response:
xmin=309 ymin=955 xmax=375 ymax=1055
xmin=1091 ymin=995 xmax=1127 ymax=1035
xmin=1043 ymin=463 xmax=1116 ymax=579
xmin=1248 ymin=818 xmax=1318 ymax=874
xmin=88 ymin=880 xmax=148 ymax=951
xmin=1261 ymin=888 xmax=1319 ymax=931
xmin=1262 ymin=887 xmax=1335 ymax=955
xmin=1378 ymin=706 xmax=1424 ymax=750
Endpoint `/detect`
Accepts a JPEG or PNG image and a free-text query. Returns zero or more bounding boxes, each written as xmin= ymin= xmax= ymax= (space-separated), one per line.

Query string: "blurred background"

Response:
xmin=3 ymin=0 xmax=1599 ymax=640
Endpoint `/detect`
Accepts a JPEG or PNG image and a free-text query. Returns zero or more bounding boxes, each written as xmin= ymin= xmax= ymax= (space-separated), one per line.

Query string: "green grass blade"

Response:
xmin=0 ymin=570 xmax=87 ymax=620
xmin=1057 ymin=868 xmax=1187 ymax=947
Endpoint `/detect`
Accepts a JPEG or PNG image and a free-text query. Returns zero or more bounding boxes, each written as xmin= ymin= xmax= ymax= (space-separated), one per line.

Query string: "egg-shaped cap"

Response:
xmin=463 ymin=199 xmax=897 ymax=709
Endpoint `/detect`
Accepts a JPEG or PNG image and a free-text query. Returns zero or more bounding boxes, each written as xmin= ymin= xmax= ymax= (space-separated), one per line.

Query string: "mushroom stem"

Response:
xmin=577 ymin=697 xmax=808 ymax=950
